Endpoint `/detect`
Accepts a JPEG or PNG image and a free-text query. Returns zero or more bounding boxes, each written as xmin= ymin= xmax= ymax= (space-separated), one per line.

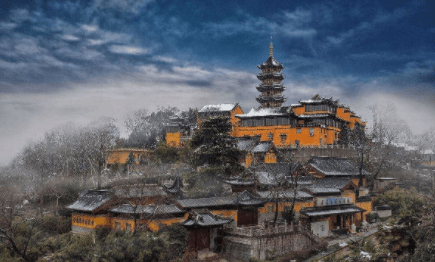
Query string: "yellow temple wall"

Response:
xmin=355 ymin=201 xmax=372 ymax=224
xmin=235 ymin=126 xmax=332 ymax=147
xmin=72 ymin=213 xmax=111 ymax=230
xmin=258 ymin=200 xmax=314 ymax=214
xmin=211 ymin=210 xmax=238 ymax=222
xmin=351 ymin=178 xmax=367 ymax=188
xmin=166 ymin=132 xmax=181 ymax=147
xmin=264 ymin=150 xmax=277 ymax=163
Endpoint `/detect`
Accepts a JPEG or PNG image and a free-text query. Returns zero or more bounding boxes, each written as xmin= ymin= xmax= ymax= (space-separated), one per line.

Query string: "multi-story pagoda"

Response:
xmin=256 ymin=42 xmax=286 ymax=108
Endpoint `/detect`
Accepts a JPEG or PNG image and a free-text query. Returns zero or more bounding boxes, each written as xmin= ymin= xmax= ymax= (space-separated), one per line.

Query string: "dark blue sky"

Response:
xmin=0 ymin=0 xmax=434 ymax=165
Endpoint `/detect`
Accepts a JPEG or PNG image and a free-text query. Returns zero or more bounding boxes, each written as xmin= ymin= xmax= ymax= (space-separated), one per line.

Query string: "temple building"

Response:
xmin=165 ymin=42 xmax=366 ymax=149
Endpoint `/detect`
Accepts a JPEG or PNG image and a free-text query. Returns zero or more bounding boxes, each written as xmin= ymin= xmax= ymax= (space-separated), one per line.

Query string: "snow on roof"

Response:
xmin=113 ymin=185 xmax=167 ymax=197
xmin=298 ymin=114 xmax=331 ymax=118
xmin=301 ymin=205 xmax=365 ymax=217
xmin=236 ymin=136 xmax=260 ymax=151
xmin=198 ymin=103 xmax=237 ymax=113
xmin=182 ymin=212 xmax=232 ymax=227
xmin=256 ymin=190 xmax=313 ymax=200
xmin=177 ymin=190 xmax=264 ymax=208
xmin=111 ymin=204 xmax=184 ymax=215
xmin=306 ymin=187 xmax=342 ymax=194
xmin=291 ymin=103 xmax=302 ymax=107
xmin=236 ymin=107 xmax=283 ymax=118
xmin=307 ymin=156 xmax=371 ymax=177
xmin=312 ymin=177 xmax=355 ymax=189
xmin=252 ymin=141 xmax=273 ymax=153
xmin=67 ymin=190 xmax=112 ymax=212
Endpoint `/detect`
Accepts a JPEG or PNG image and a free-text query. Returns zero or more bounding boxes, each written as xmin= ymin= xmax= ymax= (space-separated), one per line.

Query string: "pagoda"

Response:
xmin=256 ymin=41 xmax=286 ymax=108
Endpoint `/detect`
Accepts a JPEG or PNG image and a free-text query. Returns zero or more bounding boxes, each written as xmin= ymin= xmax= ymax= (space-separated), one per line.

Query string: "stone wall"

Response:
xmin=224 ymin=223 xmax=321 ymax=260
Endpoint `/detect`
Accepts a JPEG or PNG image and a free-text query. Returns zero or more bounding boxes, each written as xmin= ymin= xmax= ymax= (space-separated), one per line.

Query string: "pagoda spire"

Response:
xmin=256 ymin=42 xmax=286 ymax=108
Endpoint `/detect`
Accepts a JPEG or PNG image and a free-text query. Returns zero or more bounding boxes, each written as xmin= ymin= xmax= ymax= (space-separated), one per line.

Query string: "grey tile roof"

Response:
xmin=252 ymin=141 xmax=273 ymax=153
xmin=307 ymin=156 xmax=371 ymax=177
xmin=236 ymin=136 xmax=260 ymax=151
xmin=301 ymin=205 xmax=366 ymax=217
xmin=163 ymin=176 xmax=183 ymax=194
xmin=198 ymin=104 xmax=237 ymax=113
xmin=111 ymin=204 xmax=184 ymax=215
xmin=305 ymin=187 xmax=342 ymax=195
xmin=182 ymin=212 xmax=232 ymax=227
xmin=67 ymin=190 xmax=113 ymax=212
xmin=312 ymin=177 xmax=355 ymax=189
xmin=256 ymin=190 xmax=313 ymax=200
xmin=177 ymin=196 xmax=235 ymax=209
xmin=177 ymin=190 xmax=265 ymax=208
xmin=113 ymin=185 xmax=167 ymax=198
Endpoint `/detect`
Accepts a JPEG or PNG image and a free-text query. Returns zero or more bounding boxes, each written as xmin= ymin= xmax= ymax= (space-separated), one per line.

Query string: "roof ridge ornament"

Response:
xmin=269 ymin=36 xmax=273 ymax=57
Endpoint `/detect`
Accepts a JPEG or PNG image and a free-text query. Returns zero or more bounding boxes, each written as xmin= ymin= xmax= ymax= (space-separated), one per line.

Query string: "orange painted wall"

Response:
xmin=351 ymin=178 xmax=367 ymax=188
xmin=258 ymin=200 xmax=314 ymax=214
xmin=211 ymin=210 xmax=238 ymax=222
xmin=72 ymin=213 xmax=111 ymax=229
xmin=235 ymin=125 xmax=330 ymax=147
xmin=166 ymin=132 xmax=181 ymax=147
xmin=355 ymin=201 xmax=372 ymax=224
xmin=106 ymin=149 xmax=151 ymax=165
xmin=264 ymin=150 xmax=277 ymax=163
xmin=342 ymin=190 xmax=356 ymax=204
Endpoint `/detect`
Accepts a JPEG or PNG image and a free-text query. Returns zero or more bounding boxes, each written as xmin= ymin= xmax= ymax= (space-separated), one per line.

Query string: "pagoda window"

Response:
xmin=265 ymin=118 xmax=274 ymax=126
xmin=296 ymin=128 xmax=301 ymax=134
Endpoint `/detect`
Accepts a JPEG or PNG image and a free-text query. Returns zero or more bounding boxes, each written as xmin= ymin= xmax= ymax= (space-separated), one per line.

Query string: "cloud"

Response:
xmin=153 ymin=55 xmax=177 ymax=63
xmin=108 ymin=45 xmax=149 ymax=55
xmin=0 ymin=22 xmax=17 ymax=30
xmin=92 ymin=0 xmax=155 ymax=15
xmin=61 ymin=34 xmax=80 ymax=41
xmin=9 ymin=9 xmax=30 ymax=22
xmin=81 ymin=24 xmax=99 ymax=33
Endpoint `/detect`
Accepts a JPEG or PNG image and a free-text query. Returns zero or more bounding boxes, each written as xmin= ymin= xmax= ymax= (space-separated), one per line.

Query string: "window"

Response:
xmin=268 ymin=205 xmax=273 ymax=213
xmin=309 ymin=128 xmax=314 ymax=136
xmin=126 ymin=223 xmax=131 ymax=232
xmin=295 ymin=140 xmax=300 ymax=147
xmin=296 ymin=128 xmax=301 ymax=134
xmin=115 ymin=222 xmax=121 ymax=230
xmin=267 ymin=132 xmax=273 ymax=140
xmin=280 ymin=133 xmax=287 ymax=143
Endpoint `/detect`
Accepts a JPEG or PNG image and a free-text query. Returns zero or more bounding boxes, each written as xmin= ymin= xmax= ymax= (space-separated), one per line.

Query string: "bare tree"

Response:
xmin=0 ymin=183 xmax=41 ymax=262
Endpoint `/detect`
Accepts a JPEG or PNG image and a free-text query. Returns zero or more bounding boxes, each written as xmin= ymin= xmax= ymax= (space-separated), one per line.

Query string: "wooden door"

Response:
xmin=187 ymin=228 xmax=210 ymax=251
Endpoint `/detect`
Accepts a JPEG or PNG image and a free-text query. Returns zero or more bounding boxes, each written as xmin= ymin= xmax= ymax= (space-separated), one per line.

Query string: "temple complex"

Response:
xmin=166 ymin=42 xmax=366 ymax=150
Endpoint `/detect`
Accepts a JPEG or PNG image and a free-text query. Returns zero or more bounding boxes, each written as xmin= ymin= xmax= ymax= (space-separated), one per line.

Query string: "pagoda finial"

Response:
xmin=269 ymin=36 xmax=273 ymax=57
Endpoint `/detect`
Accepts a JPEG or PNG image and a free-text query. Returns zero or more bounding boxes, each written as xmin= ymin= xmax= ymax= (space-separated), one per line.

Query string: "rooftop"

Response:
xmin=307 ymin=156 xmax=371 ymax=177
xmin=236 ymin=136 xmax=260 ymax=151
xmin=256 ymin=190 xmax=313 ymax=200
xmin=301 ymin=205 xmax=366 ymax=217
xmin=252 ymin=141 xmax=274 ymax=153
xmin=236 ymin=107 xmax=284 ymax=118
xmin=111 ymin=204 xmax=184 ymax=215
xmin=198 ymin=103 xmax=237 ymax=113
xmin=182 ymin=212 xmax=232 ymax=227
xmin=67 ymin=190 xmax=113 ymax=212
xmin=177 ymin=190 xmax=265 ymax=208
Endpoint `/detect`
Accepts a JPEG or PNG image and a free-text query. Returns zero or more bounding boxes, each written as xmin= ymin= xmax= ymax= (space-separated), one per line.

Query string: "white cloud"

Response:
xmin=9 ymin=9 xmax=30 ymax=22
xmin=81 ymin=24 xmax=99 ymax=33
xmin=0 ymin=22 xmax=17 ymax=30
xmin=153 ymin=55 xmax=177 ymax=63
xmin=108 ymin=45 xmax=148 ymax=55
xmin=61 ymin=34 xmax=80 ymax=41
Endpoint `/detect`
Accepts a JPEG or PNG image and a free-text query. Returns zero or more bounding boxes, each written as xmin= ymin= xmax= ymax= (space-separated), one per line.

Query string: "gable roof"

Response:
xmin=182 ymin=212 xmax=233 ymax=227
xmin=256 ymin=190 xmax=313 ymax=201
xmin=307 ymin=156 xmax=371 ymax=177
xmin=110 ymin=204 xmax=185 ymax=215
xmin=236 ymin=136 xmax=260 ymax=151
xmin=177 ymin=190 xmax=265 ymax=209
xmin=252 ymin=141 xmax=274 ymax=153
xmin=67 ymin=190 xmax=113 ymax=213
xmin=198 ymin=103 xmax=238 ymax=113
xmin=163 ymin=176 xmax=184 ymax=194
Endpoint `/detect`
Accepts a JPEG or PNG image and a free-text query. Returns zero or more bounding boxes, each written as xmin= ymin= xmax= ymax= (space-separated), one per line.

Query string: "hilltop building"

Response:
xmin=165 ymin=42 xmax=365 ymax=152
